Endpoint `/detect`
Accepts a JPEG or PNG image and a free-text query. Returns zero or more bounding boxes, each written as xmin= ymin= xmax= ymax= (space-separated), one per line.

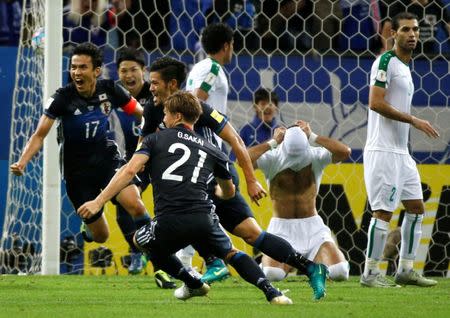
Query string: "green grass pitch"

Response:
xmin=0 ymin=275 xmax=448 ymax=317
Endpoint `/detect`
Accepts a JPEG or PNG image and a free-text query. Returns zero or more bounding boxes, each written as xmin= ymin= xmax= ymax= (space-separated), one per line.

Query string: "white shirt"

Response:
xmin=186 ymin=57 xmax=229 ymax=115
xmin=365 ymin=51 xmax=414 ymax=154
xmin=257 ymin=145 xmax=332 ymax=193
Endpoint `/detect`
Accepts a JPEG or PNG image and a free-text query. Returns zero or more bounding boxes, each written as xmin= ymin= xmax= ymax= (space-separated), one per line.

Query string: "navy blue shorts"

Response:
xmin=213 ymin=191 xmax=254 ymax=233
xmin=134 ymin=211 xmax=232 ymax=260
xmin=65 ymin=159 xmax=140 ymax=224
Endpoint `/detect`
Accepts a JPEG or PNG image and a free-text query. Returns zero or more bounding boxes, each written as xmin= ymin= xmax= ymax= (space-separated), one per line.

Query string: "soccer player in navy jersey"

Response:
xmin=78 ymin=91 xmax=292 ymax=304
xmin=112 ymin=47 xmax=175 ymax=286
xmin=11 ymin=42 xmax=150 ymax=244
xmin=140 ymin=57 xmax=328 ymax=300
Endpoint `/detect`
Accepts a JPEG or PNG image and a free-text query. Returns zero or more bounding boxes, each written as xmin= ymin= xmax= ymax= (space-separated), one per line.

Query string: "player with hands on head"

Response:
xmin=248 ymin=120 xmax=351 ymax=284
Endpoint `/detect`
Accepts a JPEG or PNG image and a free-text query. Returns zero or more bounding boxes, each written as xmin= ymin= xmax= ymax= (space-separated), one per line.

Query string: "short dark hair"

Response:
xmin=392 ymin=12 xmax=418 ymax=31
xmin=72 ymin=42 xmax=103 ymax=68
xmin=254 ymin=88 xmax=279 ymax=107
xmin=116 ymin=47 xmax=146 ymax=68
xmin=149 ymin=57 xmax=187 ymax=88
xmin=201 ymin=23 xmax=234 ymax=54
xmin=164 ymin=91 xmax=203 ymax=124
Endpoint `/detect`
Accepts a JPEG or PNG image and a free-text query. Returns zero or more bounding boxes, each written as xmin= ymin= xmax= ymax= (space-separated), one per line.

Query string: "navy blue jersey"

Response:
xmin=44 ymin=79 xmax=133 ymax=178
xmin=109 ymin=82 xmax=151 ymax=160
xmin=141 ymin=99 xmax=228 ymax=148
xmin=136 ymin=125 xmax=232 ymax=216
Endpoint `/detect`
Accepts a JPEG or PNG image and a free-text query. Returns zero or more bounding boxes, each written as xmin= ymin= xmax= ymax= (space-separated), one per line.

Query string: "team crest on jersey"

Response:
xmin=100 ymin=101 xmax=112 ymax=115
xmin=376 ymin=70 xmax=387 ymax=82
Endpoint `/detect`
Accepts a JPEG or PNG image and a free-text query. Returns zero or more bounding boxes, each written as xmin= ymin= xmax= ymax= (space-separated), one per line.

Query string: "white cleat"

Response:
xmin=270 ymin=294 xmax=293 ymax=305
xmin=174 ymin=283 xmax=210 ymax=301
xmin=395 ymin=270 xmax=437 ymax=287
xmin=360 ymin=273 xmax=401 ymax=288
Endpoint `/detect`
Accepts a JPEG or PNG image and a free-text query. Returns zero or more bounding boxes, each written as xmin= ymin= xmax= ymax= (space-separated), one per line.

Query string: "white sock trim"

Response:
xmin=262 ymin=266 xmax=287 ymax=282
xmin=328 ymin=261 xmax=350 ymax=281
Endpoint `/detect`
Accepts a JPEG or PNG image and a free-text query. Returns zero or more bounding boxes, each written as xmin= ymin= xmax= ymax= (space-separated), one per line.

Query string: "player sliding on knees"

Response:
xmin=248 ymin=122 xmax=351 ymax=283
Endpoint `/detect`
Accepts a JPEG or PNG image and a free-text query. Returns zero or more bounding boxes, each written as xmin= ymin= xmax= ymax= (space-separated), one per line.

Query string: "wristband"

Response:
xmin=267 ymin=139 xmax=278 ymax=150
xmin=308 ymin=132 xmax=318 ymax=145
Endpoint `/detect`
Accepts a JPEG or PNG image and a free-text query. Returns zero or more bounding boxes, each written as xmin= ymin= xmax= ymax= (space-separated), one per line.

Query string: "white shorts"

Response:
xmin=364 ymin=150 xmax=422 ymax=212
xmin=266 ymin=215 xmax=334 ymax=261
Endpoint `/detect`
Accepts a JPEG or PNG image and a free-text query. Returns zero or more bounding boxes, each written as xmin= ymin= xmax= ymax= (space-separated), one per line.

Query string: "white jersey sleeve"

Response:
xmin=365 ymin=50 xmax=413 ymax=154
xmin=311 ymin=147 xmax=332 ymax=190
xmin=186 ymin=58 xmax=229 ymax=115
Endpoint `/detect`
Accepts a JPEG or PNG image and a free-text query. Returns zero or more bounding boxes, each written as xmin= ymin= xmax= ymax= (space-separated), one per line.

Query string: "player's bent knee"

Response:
xmin=328 ymin=261 xmax=349 ymax=281
xmin=261 ymin=265 xmax=287 ymax=282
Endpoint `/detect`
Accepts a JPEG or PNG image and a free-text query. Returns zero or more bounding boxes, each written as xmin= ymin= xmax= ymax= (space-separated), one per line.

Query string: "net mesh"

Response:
xmin=1 ymin=0 xmax=449 ymax=277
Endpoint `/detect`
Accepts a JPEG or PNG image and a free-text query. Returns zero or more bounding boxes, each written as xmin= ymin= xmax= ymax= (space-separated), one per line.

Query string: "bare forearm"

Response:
xmin=370 ymin=100 xmax=413 ymax=124
xmin=315 ymin=135 xmax=351 ymax=163
xmin=19 ymin=134 xmax=45 ymax=166
xmin=234 ymin=143 xmax=258 ymax=183
xmin=96 ymin=165 xmax=135 ymax=206
xmin=247 ymin=143 xmax=271 ymax=166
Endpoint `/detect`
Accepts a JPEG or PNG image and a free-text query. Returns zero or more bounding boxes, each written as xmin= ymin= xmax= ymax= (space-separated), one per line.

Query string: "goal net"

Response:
xmin=1 ymin=0 xmax=449 ymax=277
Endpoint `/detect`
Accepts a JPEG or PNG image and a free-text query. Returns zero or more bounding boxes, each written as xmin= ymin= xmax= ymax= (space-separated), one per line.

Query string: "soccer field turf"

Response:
xmin=0 ymin=275 xmax=448 ymax=318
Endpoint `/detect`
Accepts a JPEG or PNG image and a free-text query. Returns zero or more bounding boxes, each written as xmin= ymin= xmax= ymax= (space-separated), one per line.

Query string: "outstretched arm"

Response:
xmin=218 ymin=123 xmax=267 ymax=205
xmin=297 ymin=120 xmax=351 ymax=163
xmin=10 ymin=114 xmax=54 ymax=176
xmin=77 ymin=153 xmax=148 ymax=219
xmin=369 ymin=85 xmax=439 ymax=138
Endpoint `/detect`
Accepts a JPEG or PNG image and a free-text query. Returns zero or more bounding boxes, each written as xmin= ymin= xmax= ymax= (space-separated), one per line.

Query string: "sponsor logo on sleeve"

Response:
xmin=376 ymin=70 xmax=387 ymax=82
xmin=204 ymin=72 xmax=217 ymax=86
xmin=211 ymin=110 xmax=224 ymax=123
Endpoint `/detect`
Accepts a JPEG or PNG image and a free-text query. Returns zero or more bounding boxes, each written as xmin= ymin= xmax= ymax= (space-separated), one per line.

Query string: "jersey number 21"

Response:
xmin=162 ymin=142 xmax=207 ymax=184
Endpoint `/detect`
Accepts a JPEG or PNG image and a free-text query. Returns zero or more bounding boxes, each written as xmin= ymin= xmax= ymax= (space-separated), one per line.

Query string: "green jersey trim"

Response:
xmin=374 ymin=51 xmax=394 ymax=88
xmin=200 ymin=59 xmax=221 ymax=92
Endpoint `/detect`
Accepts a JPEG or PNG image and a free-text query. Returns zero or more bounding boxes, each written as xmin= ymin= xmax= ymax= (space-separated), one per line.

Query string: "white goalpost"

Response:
xmin=41 ymin=0 xmax=63 ymax=275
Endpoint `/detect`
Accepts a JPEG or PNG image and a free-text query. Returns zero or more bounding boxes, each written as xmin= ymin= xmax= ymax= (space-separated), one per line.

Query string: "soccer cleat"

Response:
xmin=306 ymin=263 xmax=328 ymax=300
xmin=394 ymin=270 xmax=437 ymax=287
xmin=360 ymin=273 xmax=401 ymax=288
xmin=201 ymin=258 xmax=230 ymax=284
xmin=80 ymin=222 xmax=93 ymax=243
xmin=174 ymin=283 xmax=210 ymax=301
xmin=266 ymin=288 xmax=293 ymax=305
xmin=154 ymin=269 xmax=177 ymax=289
xmin=128 ymin=252 xmax=144 ymax=275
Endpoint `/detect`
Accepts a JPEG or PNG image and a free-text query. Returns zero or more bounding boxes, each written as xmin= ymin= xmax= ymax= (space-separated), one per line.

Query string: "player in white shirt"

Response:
xmin=186 ymin=23 xmax=232 ymax=115
xmin=361 ymin=12 xmax=439 ymax=288
xmin=248 ymin=122 xmax=351 ymax=282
